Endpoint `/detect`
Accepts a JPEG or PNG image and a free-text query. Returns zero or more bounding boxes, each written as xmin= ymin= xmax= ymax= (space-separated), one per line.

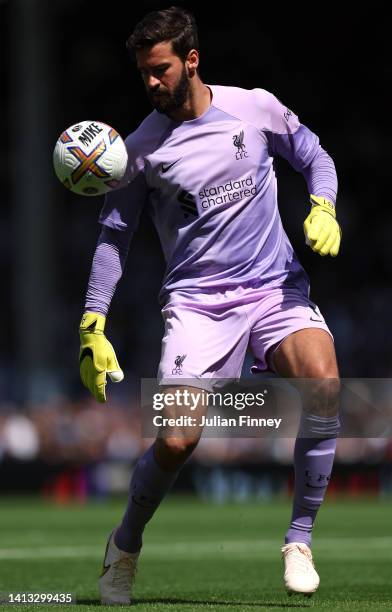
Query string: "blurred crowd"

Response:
xmin=0 ymin=396 xmax=391 ymax=466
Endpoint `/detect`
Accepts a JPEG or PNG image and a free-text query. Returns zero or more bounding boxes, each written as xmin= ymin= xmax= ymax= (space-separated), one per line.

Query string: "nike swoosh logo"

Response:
xmin=79 ymin=347 xmax=93 ymax=364
xmin=309 ymin=304 xmax=322 ymax=323
xmin=100 ymin=530 xmax=114 ymax=577
xmin=161 ymin=159 xmax=181 ymax=173
xmin=100 ymin=564 xmax=111 ymax=577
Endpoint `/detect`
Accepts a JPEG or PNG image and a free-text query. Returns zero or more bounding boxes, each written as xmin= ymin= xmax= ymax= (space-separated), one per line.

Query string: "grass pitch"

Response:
xmin=0 ymin=495 xmax=391 ymax=611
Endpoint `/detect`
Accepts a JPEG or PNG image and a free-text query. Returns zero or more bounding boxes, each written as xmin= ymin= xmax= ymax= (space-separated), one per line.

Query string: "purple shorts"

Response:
xmin=158 ymin=285 xmax=332 ymax=388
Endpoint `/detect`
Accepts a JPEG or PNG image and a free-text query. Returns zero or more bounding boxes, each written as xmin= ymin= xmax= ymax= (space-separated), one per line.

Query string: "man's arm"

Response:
xmin=301 ymin=148 xmax=341 ymax=256
xmin=85 ymin=226 xmax=131 ymax=316
xmin=263 ymin=91 xmax=341 ymax=256
xmin=79 ymin=226 xmax=133 ymax=402
xmin=301 ymin=147 xmax=337 ymax=206
xmin=80 ymin=156 xmax=148 ymax=402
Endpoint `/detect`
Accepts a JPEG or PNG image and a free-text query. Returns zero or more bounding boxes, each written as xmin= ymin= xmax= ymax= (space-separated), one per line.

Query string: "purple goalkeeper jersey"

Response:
xmin=99 ymin=86 xmax=337 ymax=302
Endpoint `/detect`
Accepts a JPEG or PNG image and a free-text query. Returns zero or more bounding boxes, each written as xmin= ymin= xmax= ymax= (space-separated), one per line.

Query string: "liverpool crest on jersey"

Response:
xmin=232 ymin=130 xmax=249 ymax=160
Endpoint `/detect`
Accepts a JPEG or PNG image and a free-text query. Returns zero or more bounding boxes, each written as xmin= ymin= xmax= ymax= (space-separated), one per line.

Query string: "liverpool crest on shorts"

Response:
xmin=172 ymin=354 xmax=186 ymax=375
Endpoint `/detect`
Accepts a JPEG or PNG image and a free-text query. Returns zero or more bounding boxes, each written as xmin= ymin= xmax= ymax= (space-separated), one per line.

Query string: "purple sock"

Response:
xmin=115 ymin=445 xmax=179 ymax=553
xmin=285 ymin=432 xmax=337 ymax=547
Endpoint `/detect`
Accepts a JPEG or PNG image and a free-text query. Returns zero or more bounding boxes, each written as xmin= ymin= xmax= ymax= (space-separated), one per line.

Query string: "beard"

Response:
xmin=148 ymin=67 xmax=190 ymax=115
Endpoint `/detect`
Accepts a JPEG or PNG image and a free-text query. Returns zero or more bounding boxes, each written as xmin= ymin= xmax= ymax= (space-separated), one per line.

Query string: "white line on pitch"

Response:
xmin=0 ymin=537 xmax=392 ymax=560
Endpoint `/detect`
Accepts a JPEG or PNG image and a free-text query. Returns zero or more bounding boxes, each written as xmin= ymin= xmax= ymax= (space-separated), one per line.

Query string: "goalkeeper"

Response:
xmin=79 ymin=6 xmax=342 ymax=604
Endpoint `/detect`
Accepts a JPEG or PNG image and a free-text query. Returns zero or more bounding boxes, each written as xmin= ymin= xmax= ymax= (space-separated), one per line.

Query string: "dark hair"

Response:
xmin=126 ymin=6 xmax=199 ymax=61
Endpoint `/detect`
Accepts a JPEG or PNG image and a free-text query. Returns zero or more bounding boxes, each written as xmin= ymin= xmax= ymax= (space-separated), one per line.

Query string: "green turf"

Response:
xmin=0 ymin=496 xmax=391 ymax=611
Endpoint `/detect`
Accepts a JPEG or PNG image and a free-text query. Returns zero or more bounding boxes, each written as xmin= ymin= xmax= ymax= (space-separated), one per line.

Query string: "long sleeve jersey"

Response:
xmin=85 ymin=85 xmax=338 ymax=313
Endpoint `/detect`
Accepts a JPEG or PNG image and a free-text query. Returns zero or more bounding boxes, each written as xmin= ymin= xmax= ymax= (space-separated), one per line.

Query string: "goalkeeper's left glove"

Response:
xmin=303 ymin=195 xmax=342 ymax=256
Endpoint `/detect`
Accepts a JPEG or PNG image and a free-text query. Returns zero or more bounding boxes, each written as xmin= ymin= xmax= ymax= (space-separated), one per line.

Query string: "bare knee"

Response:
xmin=160 ymin=436 xmax=199 ymax=457
xmin=307 ymin=376 xmax=341 ymax=417
xmin=155 ymin=436 xmax=199 ymax=470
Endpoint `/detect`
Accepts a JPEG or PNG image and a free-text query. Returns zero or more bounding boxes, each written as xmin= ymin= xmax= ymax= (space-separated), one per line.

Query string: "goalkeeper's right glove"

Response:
xmin=79 ymin=311 xmax=124 ymax=403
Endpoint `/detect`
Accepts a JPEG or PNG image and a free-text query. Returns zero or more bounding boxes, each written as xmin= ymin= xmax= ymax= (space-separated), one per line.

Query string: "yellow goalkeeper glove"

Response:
xmin=303 ymin=194 xmax=342 ymax=256
xmin=79 ymin=312 xmax=124 ymax=403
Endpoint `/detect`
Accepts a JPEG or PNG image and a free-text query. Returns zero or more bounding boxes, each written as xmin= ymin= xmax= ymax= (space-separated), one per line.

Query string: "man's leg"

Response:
xmin=99 ymin=385 xmax=207 ymax=604
xmin=273 ymin=328 xmax=340 ymax=595
xmin=115 ymin=385 xmax=207 ymax=553
xmin=115 ymin=292 xmax=248 ymax=551
xmin=273 ymin=328 xmax=340 ymax=547
xmin=100 ymin=291 xmax=250 ymax=604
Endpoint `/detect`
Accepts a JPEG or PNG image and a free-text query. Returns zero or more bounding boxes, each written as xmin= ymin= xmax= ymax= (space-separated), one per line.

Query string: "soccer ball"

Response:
xmin=53 ymin=120 xmax=128 ymax=196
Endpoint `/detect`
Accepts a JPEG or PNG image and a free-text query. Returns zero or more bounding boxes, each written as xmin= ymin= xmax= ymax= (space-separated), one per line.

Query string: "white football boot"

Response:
xmin=99 ymin=530 xmax=140 ymax=605
xmin=281 ymin=542 xmax=320 ymax=596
